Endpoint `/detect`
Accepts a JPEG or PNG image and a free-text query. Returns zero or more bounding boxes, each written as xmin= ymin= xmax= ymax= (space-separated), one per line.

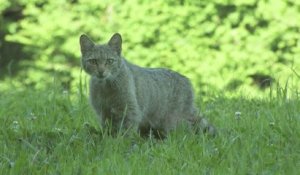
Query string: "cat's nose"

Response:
xmin=97 ymin=71 xmax=105 ymax=78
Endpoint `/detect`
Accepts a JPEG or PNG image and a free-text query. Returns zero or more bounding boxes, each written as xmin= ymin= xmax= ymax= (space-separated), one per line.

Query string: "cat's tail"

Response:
xmin=189 ymin=115 xmax=217 ymax=137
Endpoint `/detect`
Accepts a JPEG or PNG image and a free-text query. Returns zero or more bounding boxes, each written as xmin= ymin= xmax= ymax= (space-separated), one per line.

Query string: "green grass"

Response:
xmin=0 ymin=84 xmax=299 ymax=174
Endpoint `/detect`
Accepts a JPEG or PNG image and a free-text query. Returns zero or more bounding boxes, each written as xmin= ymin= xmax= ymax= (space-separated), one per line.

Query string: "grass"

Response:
xmin=0 ymin=83 xmax=299 ymax=174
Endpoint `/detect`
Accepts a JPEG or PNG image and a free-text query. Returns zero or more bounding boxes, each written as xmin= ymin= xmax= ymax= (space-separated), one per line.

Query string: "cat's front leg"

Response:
xmin=116 ymin=106 xmax=142 ymax=135
xmin=100 ymin=106 xmax=140 ymax=136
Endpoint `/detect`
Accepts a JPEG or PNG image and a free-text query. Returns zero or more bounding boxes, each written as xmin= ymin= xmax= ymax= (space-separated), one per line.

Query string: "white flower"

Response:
xmin=235 ymin=111 xmax=241 ymax=120
xmin=12 ymin=120 xmax=20 ymax=131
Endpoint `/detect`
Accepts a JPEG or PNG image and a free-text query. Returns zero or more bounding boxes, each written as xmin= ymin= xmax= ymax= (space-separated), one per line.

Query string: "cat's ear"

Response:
xmin=79 ymin=34 xmax=95 ymax=53
xmin=108 ymin=33 xmax=122 ymax=56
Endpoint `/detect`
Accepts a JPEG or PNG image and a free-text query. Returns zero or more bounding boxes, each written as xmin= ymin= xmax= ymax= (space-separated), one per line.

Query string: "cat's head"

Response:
xmin=79 ymin=33 xmax=123 ymax=80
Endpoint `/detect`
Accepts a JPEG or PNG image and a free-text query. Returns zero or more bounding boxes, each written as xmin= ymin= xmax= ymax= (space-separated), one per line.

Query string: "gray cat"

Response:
xmin=80 ymin=33 xmax=216 ymax=138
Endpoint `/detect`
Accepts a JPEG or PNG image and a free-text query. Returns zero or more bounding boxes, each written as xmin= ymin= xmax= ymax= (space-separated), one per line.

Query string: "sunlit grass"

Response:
xmin=0 ymin=83 xmax=299 ymax=174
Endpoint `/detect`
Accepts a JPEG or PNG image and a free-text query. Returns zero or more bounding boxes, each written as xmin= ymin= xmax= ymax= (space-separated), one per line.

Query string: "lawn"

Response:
xmin=0 ymin=82 xmax=299 ymax=174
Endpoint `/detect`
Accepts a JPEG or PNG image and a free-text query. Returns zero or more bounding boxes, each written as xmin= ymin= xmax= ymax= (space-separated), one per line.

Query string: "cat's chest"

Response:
xmin=90 ymin=88 xmax=127 ymax=118
xmin=91 ymin=86 xmax=118 ymax=102
xmin=90 ymin=82 xmax=123 ymax=106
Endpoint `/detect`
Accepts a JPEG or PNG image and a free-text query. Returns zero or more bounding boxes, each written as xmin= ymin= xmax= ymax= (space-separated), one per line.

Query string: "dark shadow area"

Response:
xmin=0 ymin=36 xmax=28 ymax=79
xmin=0 ymin=3 xmax=28 ymax=79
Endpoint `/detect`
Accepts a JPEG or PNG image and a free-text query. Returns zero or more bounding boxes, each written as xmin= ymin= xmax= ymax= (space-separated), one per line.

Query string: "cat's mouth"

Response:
xmin=96 ymin=74 xmax=105 ymax=79
xmin=95 ymin=75 xmax=107 ymax=80
xmin=95 ymin=72 xmax=110 ymax=80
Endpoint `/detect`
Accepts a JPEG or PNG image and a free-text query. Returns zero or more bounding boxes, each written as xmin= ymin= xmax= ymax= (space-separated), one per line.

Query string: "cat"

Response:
xmin=79 ymin=33 xmax=216 ymax=138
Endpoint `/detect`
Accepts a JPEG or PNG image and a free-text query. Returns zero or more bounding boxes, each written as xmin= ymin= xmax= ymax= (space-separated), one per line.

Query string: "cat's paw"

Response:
xmin=203 ymin=124 xmax=217 ymax=138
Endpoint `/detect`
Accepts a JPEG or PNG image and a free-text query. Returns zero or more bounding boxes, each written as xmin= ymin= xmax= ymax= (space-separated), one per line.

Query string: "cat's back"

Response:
xmin=124 ymin=59 xmax=194 ymax=102
xmin=125 ymin=60 xmax=191 ymax=87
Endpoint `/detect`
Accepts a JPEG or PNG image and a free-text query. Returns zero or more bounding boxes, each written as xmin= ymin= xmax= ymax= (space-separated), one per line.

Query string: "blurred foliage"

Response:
xmin=0 ymin=0 xmax=299 ymax=96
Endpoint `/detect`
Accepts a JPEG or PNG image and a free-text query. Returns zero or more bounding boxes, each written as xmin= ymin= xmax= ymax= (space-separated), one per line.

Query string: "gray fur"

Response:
xmin=80 ymin=33 xmax=216 ymax=138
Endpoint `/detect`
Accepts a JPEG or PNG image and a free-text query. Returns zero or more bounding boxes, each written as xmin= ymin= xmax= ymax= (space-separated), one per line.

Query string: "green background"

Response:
xmin=1 ymin=0 xmax=300 ymax=96
xmin=1 ymin=1 xmax=300 ymax=174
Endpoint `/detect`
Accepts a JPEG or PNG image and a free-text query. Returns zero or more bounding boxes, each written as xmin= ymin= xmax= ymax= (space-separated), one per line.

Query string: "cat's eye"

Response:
xmin=106 ymin=58 xmax=115 ymax=65
xmin=87 ymin=59 xmax=97 ymax=65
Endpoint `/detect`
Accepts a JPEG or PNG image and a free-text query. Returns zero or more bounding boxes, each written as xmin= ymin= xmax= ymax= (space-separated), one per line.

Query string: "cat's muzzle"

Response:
xmin=96 ymin=71 xmax=110 ymax=79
